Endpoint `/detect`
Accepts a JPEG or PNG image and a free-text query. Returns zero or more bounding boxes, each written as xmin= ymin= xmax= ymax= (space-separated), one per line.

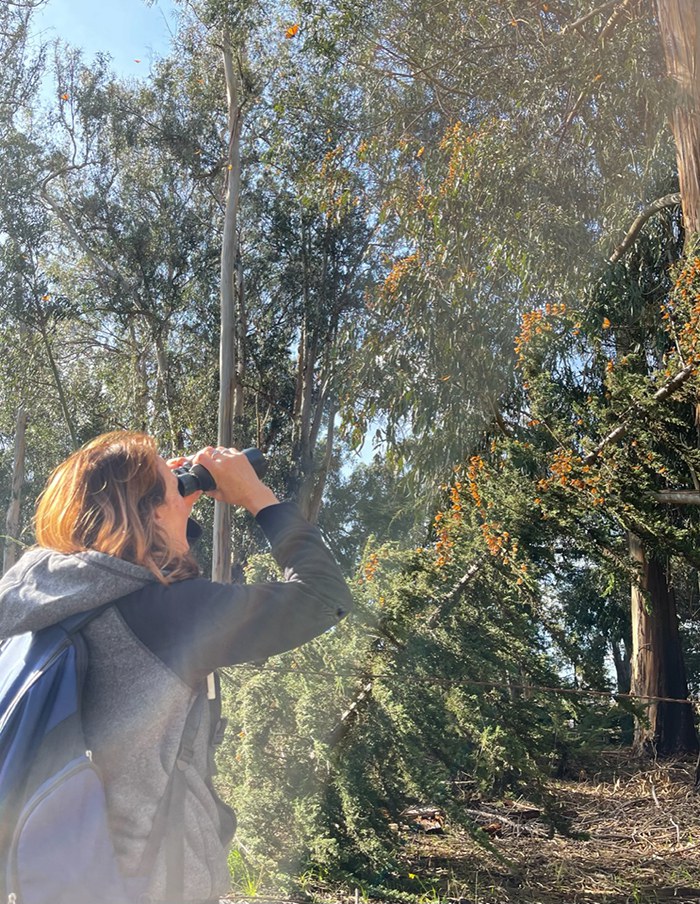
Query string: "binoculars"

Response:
xmin=174 ymin=448 xmax=268 ymax=497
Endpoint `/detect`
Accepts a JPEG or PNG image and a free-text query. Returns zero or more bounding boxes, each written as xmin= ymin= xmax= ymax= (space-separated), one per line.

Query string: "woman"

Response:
xmin=0 ymin=431 xmax=353 ymax=904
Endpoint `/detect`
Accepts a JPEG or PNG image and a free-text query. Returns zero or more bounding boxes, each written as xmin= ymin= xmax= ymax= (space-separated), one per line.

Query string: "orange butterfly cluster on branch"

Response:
xmin=361 ymin=552 xmax=380 ymax=584
xmin=514 ymin=303 xmax=568 ymax=364
xmin=467 ymin=455 xmax=485 ymax=509
xmin=432 ymin=470 xmax=468 ymax=568
xmin=437 ymin=119 xmax=490 ymax=196
xmin=434 ymin=523 xmax=455 ymax=568
xmin=664 ymin=256 xmax=700 ymax=365
xmin=381 ymin=252 xmax=421 ymax=298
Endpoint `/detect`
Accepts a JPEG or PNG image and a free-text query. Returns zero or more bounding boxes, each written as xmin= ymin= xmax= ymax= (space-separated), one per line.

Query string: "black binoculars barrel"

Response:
xmin=177 ymin=464 xmax=216 ymax=496
xmin=176 ymin=448 xmax=267 ymax=497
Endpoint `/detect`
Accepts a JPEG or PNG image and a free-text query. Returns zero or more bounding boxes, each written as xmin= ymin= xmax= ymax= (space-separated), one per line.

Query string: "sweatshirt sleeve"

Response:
xmin=116 ymin=502 xmax=353 ymax=685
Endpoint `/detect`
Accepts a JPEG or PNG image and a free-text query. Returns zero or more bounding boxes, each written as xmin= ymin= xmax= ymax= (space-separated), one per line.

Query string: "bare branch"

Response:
xmin=608 ymin=193 xmax=681 ymax=264
xmin=558 ymin=0 xmax=643 ymax=142
xmin=326 ymin=678 xmax=373 ymax=748
xmin=560 ymin=1 xmax=620 ymax=35
xmin=427 ymin=560 xmax=484 ymax=627
xmin=558 ymin=87 xmax=588 ymax=141
xmin=598 ymin=0 xmax=641 ymax=42
xmin=583 ymin=361 xmax=697 ymax=465
xmin=40 ymin=188 xmax=139 ymax=297
xmin=655 ymin=490 xmax=700 ymax=504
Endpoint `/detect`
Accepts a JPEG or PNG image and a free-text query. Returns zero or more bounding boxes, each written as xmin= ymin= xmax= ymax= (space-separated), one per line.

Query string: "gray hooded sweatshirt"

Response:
xmin=0 ymin=502 xmax=352 ymax=904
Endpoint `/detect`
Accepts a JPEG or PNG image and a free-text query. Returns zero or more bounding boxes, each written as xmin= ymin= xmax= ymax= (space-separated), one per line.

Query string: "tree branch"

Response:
xmin=326 ymin=678 xmax=373 ymax=748
xmin=327 ymin=559 xmax=487 ymax=748
xmin=561 ymin=1 xmax=620 ymax=35
xmin=608 ymin=193 xmax=681 ymax=264
xmin=598 ymin=0 xmax=641 ymax=42
xmin=557 ymin=0 xmax=643 ymax=143
xmin=40 ymin=188 xmax=139 ymax=296
xmin=426 ymin=560 xmax=484 ymax=627
xmin=655 ymin=490 xmax=700 ymax=504
xmin=583 ymin=361 xmax=697 ymax=465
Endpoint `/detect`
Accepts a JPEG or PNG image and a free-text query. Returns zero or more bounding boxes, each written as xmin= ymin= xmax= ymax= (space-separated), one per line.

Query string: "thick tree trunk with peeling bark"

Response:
xmin=213 ymin=30 xmax=245 ymax=583
xmin=618 ymin=0 xmax=700 ymax=758
xmin=4 ymin=405 xmax=28 ymax=574
xmin=628 ymin=534 xmax=698 ymax=755
xmin=656 ymin=0 xmax=700 ymax=235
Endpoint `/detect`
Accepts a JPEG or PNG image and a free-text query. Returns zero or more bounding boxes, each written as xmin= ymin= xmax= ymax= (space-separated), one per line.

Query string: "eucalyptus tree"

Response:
xmin=0 ymin=0 xmax=45 ymax=144
xmin=170 ymin=0 xmax=375 ymax=533
xmin=160 ymin=0 xmax=280 ymax=579
xmin=33 ymin=45 xmax=229 ymax=457
xmin=338 ymin=2 xmax=673 ymax=475
xmin=296 ymin=0 xmax=699 ymax=754
xmin=0 ymin=0 xmax=79 ymax=569
xmin=238 ymin=58 xmax=373 ymax=519
xmin=36 ymin=3 xmax=375 ymax=574
xmin=656 ymin=0 xmax=700 ymax=236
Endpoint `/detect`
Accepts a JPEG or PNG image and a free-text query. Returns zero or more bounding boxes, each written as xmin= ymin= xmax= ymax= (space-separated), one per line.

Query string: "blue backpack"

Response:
xmin=0 ymin=607 xmax=203 ymax=904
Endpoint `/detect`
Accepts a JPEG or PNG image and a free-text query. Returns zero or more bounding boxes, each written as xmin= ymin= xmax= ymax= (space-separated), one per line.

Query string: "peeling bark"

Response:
xmin=303 ymin=400 xmax=337 ymax=523
xmin=656 ymin=0 xmax=700 ymax=236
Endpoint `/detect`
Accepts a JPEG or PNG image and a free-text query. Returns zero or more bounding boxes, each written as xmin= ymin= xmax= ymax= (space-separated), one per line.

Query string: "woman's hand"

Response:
xmin=192 ymin=446 xmax=279 ymax=515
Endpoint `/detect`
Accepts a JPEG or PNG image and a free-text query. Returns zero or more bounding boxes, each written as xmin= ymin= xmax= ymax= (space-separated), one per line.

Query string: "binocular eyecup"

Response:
xmin=175 ymin=448 xmax=268 ymax=497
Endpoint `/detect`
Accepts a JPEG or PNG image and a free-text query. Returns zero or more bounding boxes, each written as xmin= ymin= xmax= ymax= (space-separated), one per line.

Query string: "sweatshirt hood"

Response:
xmin=0 ymin=547 xmax=156 ymax=637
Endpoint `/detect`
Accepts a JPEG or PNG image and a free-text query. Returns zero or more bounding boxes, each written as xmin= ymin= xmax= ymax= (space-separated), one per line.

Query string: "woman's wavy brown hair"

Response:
xmin=34 ymin=431 xmax=199 ymax=583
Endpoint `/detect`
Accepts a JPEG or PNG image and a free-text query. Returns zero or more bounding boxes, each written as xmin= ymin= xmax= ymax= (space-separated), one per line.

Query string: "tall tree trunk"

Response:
xmin=302 ymin=399 xmax=337 ymax=523
xmin=628 ymin=533 xmax=698 ymax=755
xmin=3 ymin=405 xmax=28 ymax=574
xmin=154 ymin=329 xmax=178 ymax=452
xmin=32 ymin=296 xmax=78 ymax=450
xmin=213 ymin=30 xmax=244 ymax=583
xmin=611 ymin=638 xmax=631 ymax=695
xmin=656 ymin=0 xmax=700 ymax=235
xmin=622 ymin=1 xmax=700 ymax=759
xmin=234 ymin=251 xmax=245 ymax=425
xmin=128 ymin=320 xmax=149 ymax=431
xmin=289 ymin=318 xmax=317 ymax=501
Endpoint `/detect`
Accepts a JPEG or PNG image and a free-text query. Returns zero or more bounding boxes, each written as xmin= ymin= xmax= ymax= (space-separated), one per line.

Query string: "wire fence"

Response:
xmin=224 ymin=661 xmax=700 ymax=708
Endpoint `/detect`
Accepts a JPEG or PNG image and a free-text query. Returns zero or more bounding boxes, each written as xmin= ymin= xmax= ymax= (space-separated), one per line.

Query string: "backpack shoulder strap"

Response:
xmin=137 ymin=691 xmax=207 ymax=903
xmin=59 ymin=601 xmax=115 ymax=636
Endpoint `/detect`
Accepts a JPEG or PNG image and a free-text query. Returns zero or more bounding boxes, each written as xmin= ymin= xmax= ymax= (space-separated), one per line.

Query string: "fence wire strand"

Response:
xmin=222 ymin=662 xmax=700 ymax=708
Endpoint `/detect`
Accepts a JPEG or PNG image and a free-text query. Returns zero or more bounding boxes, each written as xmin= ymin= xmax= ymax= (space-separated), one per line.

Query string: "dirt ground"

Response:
xmin=388 ymin=752 xmax=700 ymax=904
xmin=226 ymin=751 xmax=700 ymax=904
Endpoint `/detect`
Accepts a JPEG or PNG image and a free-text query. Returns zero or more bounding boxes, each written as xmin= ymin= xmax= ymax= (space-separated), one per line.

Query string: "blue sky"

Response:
xmin=32 ymin=0 xmax=177 ymax=79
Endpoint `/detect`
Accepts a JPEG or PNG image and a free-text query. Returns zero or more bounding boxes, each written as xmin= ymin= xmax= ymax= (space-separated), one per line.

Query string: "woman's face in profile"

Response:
xmin=153 ymin=458 xmax=200 ymax=555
